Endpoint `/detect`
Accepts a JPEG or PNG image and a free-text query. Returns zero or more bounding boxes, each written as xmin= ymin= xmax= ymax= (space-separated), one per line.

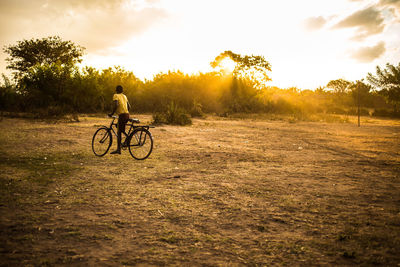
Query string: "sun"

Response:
xmin=219 ymin=57 xmax=236 ymax=73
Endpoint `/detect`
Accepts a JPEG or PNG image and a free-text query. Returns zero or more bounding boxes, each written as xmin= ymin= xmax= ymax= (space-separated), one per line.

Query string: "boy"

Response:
xmin=108 ymin=85 xmax=131 ymax=154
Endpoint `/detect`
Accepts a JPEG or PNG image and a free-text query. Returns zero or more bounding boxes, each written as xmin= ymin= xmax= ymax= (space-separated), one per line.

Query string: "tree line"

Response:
xmin=0 ymin=36 xmax=399 ymax=120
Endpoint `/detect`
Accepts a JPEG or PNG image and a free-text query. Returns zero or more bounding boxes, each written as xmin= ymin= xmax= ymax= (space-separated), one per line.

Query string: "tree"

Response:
xmin=0 ymin=74 xmax=19 ymax=111
xmin=20 ymin=62 xmax=76 ymax=109
xmin=367 ymin=63 xmax=400 ymax=113
xmin=326 ymin=79 xmax=354 ymax=107
xmin=326 ymin=79 xmax=352 ymax=94
xmin=210 ymin=51 xmax=272 ymax=112
xmin=211 ymin=50 xmax=272 ymax=89
xmin=349 ymin=80 xmax=372 ymax=107
xmin=3 ymin=36 xmax=85 ymax=80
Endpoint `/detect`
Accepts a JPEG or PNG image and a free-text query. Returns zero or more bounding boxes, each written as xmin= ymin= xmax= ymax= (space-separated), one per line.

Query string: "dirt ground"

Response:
xmin=0 ymin=114 xmax=399 ymax=266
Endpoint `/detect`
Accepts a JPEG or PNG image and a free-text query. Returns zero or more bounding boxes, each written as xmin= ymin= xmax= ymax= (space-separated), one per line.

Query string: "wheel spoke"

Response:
xmin=128 ymin=129 xmax=153 ymax=160
xmin=92 ymin=128 xmax=112 ymax=156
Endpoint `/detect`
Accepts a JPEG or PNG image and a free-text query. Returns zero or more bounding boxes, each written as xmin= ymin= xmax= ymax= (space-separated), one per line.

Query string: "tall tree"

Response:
xmin=326 ymin=79 xmax=352 ymax=94
xmin=3 ymin=36 xmax=85 ymax=80
xmin=211 ymin=50 xmax=272 ymax=89
xmin=20 ymin=62 xmax=76 ymax=109
xmin=349 ymin=80 xmax=372 ymax=106
xmin=367 ymin=62 xmax=400 ymax=113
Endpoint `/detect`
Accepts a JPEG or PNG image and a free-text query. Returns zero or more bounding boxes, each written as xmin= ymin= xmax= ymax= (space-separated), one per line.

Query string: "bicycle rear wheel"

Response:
xmin=128 ymin=128 xmax=153 ymax=160
xmin=92 ymin=127 xmax=112 ymax=156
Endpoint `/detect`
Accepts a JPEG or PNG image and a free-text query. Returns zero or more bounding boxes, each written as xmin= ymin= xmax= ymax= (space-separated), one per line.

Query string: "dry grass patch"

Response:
xmin=0 ymin=115 xmax=399 ymax=265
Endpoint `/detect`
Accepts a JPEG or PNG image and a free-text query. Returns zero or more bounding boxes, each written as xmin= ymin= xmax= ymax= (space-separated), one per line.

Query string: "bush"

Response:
xmin=326 ymin=106 xmax=347 ymax=115
xmin=26 ymin=105 xmax=80 ymax=122
xmin=165 ymin=102 xmax=192 ymax=125
xmin=372 ymin=109 xmax=400 ymax=118
xmin=152 ymin=113 xmax=166 ymax=125
xmin=0 ymin=84 xmax=20 ymax=111
xmin=190 ymin=100 xmax=205 ymax=118
xmin=152 ymin=102 xmax=192 ymax=126
xmin=347 ymin=108 xmax=370 ymax=116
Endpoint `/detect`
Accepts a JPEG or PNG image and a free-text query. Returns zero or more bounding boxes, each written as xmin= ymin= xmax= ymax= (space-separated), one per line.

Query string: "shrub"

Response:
xmin=326 ymin=106 xmax=347 ymax=115
xmin=190 ymin=100 xmax=205 ymax=118
xmin=152 ymin=102 xmax=192 ymax=126
xmin=165 ymin=102 xmax=192 ymax=125
xmin=372 ymin=108 xmax=400 ymax=118
xmin=152 ymin=113 xmax=166 ymax=125
xmin=347 ymin=108 xmax=370 ymax=116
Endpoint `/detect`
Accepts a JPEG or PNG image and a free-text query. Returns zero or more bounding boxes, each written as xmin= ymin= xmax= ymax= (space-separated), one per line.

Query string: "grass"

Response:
xmin=0 ymin=114 xmax=399 ymax=265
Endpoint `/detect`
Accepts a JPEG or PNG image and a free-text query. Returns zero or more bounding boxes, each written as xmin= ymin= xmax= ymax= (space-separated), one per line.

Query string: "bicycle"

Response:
xmin=92 ymin=115 xmax=154 ymax=160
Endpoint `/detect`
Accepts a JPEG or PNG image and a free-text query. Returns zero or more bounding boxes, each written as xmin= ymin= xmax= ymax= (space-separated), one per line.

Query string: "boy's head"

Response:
xmin=116 ymin=85 xmax=123 ymax=93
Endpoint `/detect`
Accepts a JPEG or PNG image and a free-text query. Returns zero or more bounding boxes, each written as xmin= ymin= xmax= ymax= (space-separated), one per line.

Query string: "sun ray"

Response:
xmin=219 ymin=57 xmax=236 ymax=73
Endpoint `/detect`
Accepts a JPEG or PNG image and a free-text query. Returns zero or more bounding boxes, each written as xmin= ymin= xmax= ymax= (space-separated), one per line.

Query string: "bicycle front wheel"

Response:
xmin=92 ymin=127 xmax=112 ymax=157
xmin=128 ymin=128 xmax=153 ymax=160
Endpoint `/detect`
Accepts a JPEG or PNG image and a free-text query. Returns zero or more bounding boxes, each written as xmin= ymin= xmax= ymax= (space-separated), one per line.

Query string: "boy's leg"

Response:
xmin=120 ymin=119 xmax=126 ymax=145
xmin=117 ymin=128 xmax=122 ymax=150
xmin=111 ymin=114 xmax=129 ymax=154
xmin=120 ymin=114 xmax=129 ymax=146
xmin=111 ymin=118 xmax=123 ymax=154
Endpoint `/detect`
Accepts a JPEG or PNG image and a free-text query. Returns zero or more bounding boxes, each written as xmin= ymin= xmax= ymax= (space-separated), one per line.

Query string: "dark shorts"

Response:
xmin=118 ymin=113 xmax=129 ymax=133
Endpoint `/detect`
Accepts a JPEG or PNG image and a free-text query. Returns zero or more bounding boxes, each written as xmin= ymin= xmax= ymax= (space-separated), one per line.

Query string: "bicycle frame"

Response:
xmin=108 ymin=116 xmax=131 ymax=139
xmin=92 ymin=116 xmax=154 ymax=159
xmin=107 ymin=116 xmax=153 ymax=145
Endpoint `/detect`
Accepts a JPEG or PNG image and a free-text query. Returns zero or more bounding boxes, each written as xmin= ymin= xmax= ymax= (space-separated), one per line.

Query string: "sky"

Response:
xmin=0 ymin=0 xmax=400 ymax=89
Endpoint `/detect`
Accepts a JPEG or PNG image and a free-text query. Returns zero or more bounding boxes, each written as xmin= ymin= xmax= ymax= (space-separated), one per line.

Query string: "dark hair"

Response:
xmin=116 ymin=85 xmax=123 ymax=93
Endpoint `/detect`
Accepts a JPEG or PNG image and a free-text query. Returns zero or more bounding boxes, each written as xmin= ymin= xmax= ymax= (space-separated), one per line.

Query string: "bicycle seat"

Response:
xmin=128 ymin=118 xmax=140 ymax=123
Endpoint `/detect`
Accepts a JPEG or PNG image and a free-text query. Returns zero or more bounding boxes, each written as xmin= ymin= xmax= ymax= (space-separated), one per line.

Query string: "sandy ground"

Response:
xmin=0 ymin=115 xmax=399 ymax=266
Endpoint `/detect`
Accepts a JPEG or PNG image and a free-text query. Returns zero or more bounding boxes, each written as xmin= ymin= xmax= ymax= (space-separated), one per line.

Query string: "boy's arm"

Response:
xmin=108 ymin=100 xmax=118 ymax=117
xmin=127 ymin=101 xmax=131 ymax=112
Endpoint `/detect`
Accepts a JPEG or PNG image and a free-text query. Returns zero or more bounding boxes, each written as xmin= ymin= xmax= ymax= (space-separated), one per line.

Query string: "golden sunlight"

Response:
xmin=219 ymin=57 xmax=236 ymax=73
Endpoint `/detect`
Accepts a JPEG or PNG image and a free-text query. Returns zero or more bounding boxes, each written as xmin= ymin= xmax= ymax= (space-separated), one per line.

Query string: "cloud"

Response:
xmin=379 ymin=0 xmax=400 ymax=8
xmin=0 ymin=0 xmax=168 ymax=52
xmin=333 ymin=6 xmax=385 ymax=40
xmin=303 ymin=16 xmax=327 ymax=31
xmin=351 ymin=41 xmax=386 ymax=62
xmin=64 ymin=6 xmax=167 ymax=52
xmin=378 ymin=0 xmax=400 ymax=18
